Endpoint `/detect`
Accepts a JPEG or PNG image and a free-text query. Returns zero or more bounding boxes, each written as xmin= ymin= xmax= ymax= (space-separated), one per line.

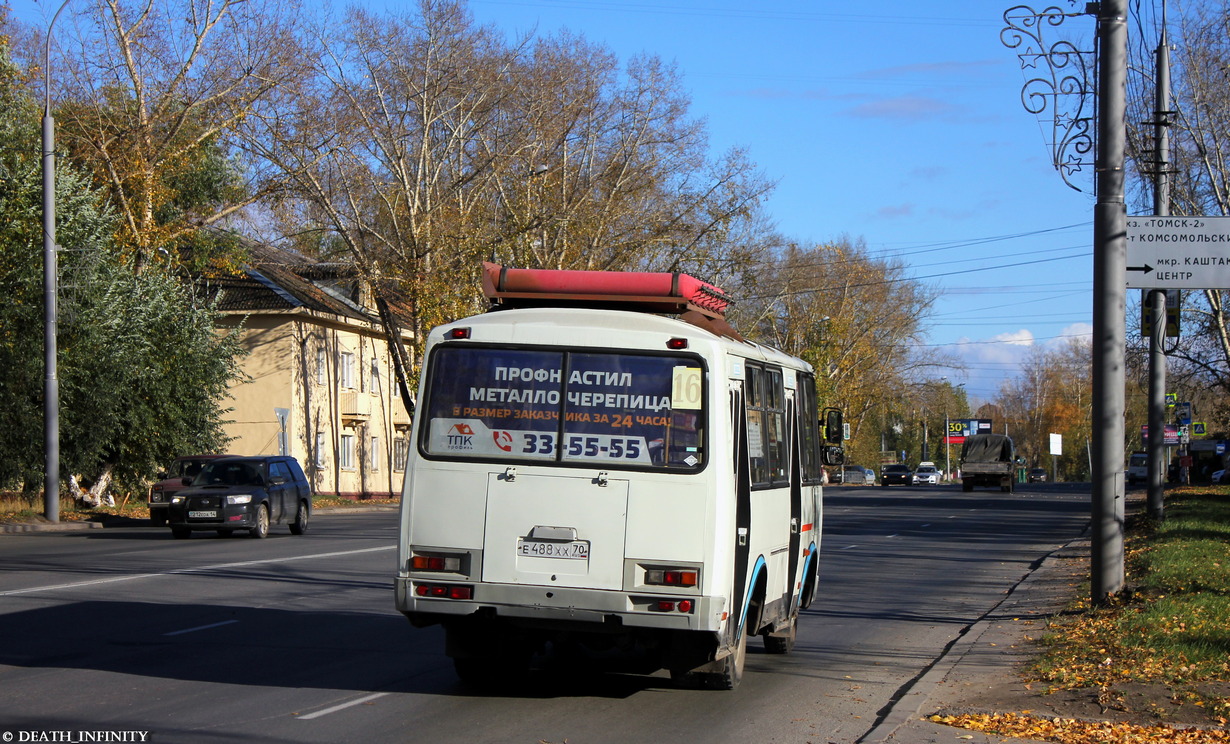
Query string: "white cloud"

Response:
xmin=1054 ymin=322 xmax=1093 ymax=342
xmin=993 ymin=329 xmax=1036 ymax=346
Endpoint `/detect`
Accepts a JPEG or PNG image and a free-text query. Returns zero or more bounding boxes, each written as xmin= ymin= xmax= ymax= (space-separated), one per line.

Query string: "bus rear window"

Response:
xmin=421 ymin=346 xmax=705 ymax=470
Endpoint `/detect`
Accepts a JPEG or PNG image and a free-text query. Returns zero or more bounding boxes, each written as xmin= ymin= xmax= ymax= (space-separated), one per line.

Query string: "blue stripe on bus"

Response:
xmin=738 ymin=555 xmax=767 ymax=635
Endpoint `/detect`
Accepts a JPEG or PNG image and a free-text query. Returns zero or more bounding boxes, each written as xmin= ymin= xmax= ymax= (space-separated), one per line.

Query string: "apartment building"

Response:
xmin=205 ymin=246 xmax=414 ymax=499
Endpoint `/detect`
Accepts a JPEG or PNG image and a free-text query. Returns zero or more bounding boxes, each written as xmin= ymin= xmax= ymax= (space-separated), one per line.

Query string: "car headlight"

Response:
xmin=227 ymin=494 xmax=253 ymax=505
xmin=171 ymin=496 xmax=184 ymax=504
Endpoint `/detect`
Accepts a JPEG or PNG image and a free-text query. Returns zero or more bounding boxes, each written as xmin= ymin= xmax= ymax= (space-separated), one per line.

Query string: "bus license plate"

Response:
xmin=518 ymin=540 xmax=589 ymax=560
xmin=188 ymin=510 xmax=217 ymax=519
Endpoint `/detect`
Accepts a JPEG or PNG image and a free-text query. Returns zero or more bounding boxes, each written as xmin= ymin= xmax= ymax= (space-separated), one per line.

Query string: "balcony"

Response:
xmin=393 ymin=403 xmax=412 ymax=430
xmin=339 ymin=390 xmax=371 ymax=425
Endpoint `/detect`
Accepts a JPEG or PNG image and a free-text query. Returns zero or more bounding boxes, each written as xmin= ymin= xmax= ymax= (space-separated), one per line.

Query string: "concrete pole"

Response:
xmin=1091 ymin=0 xmax=1128 ymax=602
xmin=1146 ymin=20 xmax=1170 ymax=521
xmin=41 ymin=2 xmax=73 ymax=522
xmin=42 ymin=107 xmax=58 ymax=522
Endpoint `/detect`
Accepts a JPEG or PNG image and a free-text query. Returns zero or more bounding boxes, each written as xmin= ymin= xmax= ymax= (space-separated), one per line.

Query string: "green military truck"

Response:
xmin=959 ymin=433 xmax=1016 ymax=493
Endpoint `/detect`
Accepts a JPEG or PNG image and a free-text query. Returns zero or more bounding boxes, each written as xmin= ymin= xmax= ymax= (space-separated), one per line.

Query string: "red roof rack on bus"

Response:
xmin=481 ymin=262 xmax=733 ymax=319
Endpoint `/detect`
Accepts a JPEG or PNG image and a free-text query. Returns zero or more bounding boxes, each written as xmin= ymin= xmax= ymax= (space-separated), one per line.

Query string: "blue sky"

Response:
xmin=12 ymin=0 xmax=1117 ymax=402
xmin=456 ymin=0 xmax=1102 ymax=402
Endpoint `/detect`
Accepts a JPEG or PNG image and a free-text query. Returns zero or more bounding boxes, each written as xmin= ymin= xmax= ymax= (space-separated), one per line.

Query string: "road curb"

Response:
xmin=0 ymin=520 xmax=103 ymax=533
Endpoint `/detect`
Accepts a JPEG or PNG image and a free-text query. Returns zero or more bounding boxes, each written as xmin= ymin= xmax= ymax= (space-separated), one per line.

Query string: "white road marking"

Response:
xmin=163 ymin=619 xmax=239 ymax=636
xmin=0 ymin=545 xmax=395 ymax=597
xmin=297 ymin=692 xmax=389 ymax=720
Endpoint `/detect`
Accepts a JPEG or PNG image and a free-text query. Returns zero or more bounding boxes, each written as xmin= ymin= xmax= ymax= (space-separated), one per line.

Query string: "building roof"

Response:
xmin=200 ymin=243 xmax=412 ymax=331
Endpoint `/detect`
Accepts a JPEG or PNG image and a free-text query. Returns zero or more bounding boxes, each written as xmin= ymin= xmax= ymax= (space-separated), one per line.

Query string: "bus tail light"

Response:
xmin=666 ymin=337 xmax=688 ymax=349
xmin=410 ymin=553 xmax=462 ymax=572
xmin=654 ymin=599 xmax=694 ymax=613
xmin=447 ymin=327 xmax=471 ymax=339
xmin=646 ymin=569 xmax=699 ymax=587
xmin=414 ymin=583 xmax=473 ymax=600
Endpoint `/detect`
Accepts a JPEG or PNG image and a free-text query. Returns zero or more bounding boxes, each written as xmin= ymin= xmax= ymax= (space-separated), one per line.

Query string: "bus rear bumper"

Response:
xmin=395 ymin=577 xmax=725 ymax=632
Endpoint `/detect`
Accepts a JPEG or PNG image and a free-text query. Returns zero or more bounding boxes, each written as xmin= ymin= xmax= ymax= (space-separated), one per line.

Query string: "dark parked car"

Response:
xmin=148 ymin=454 xmax=232 ymax=526
xmin=166 ymin=456 xmax=312 ymax=539
xmin=1028 ymin=468 xmax=1048 ymax=483
xmin=880 ymin=463 xmax=912 ymax=486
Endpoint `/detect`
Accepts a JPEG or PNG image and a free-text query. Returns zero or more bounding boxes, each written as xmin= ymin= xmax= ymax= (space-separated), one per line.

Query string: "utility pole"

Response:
xmin=1091 ymin=0 xmax=1128 ymax=602
xmin=1146 ymin=10 xmax=1171 ymax=521
xmin=42 ymin=1 xmax=74 ymax=523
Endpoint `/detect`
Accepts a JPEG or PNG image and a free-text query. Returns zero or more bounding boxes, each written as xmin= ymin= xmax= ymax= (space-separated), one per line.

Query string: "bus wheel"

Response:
xmin=764 ymin=615 xmax=796 ymax=655
xmin=710 ymin=627 xmax=747 ymax=689
xmin=669 ymin=627 xmax=746 ymax=690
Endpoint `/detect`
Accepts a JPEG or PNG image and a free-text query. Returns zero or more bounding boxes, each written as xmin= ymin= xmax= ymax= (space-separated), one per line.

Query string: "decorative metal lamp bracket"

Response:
xmin=1001 ymin=4 xmax=1097 ymax=192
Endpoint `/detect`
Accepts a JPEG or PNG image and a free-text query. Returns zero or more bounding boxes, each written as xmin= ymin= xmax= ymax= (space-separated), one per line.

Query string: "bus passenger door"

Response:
xmin=729 ymin=385 xmax=751 ymax=641
xmin=786 ymin=396 xmax=803 ymax=611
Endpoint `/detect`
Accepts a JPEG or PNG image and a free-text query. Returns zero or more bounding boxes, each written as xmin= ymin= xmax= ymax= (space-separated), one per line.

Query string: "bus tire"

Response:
xmin=763 ymin=614 xmax=796 ymax=655
xmin=709 ymin=625 xmax=747 ymax=689
xmin=962 ymin=480 xmax=973 ymax=492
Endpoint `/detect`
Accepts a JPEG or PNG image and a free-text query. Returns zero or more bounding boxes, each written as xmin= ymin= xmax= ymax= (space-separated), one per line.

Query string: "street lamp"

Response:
xmin=42 ymin=0 xmax=73 ymax=522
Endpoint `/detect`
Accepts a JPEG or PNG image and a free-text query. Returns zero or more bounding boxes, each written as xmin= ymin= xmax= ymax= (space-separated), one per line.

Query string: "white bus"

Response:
xmin=395 ymin=264 xmax=844 ymax=689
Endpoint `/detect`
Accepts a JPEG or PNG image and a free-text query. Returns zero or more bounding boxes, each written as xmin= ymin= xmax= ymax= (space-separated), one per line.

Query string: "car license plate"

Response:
xmin=188 ymin=510 xmax=218 ymax=519
xmin=518 ymin=539 xmax=589 ymax=560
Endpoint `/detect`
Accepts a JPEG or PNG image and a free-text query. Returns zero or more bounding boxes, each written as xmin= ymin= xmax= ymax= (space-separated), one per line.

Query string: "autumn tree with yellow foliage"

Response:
xmin=737 ymin=238 xmax=954 ymax=469
xmin=995 ymin=338 xmax=1093 ymax=480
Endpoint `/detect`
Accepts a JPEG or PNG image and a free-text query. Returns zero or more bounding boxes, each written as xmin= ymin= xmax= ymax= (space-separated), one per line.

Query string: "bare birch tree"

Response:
xmin=244 ymin=0 xmax=776 ymax=402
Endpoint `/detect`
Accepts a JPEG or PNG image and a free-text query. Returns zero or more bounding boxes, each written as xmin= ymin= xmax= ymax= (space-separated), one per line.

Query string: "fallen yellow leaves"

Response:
xmin=928 ymin=712 xmax=1229 ymax=743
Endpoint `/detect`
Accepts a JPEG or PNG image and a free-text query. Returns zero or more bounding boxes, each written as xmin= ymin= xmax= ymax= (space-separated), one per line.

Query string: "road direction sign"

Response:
xmin=1126 ymin=216 xmax=1230 ymax=289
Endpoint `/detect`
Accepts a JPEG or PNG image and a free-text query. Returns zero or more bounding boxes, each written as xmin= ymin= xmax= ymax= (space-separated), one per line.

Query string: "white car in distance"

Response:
xmin=912 ymin=465 xmax=940 ymax=486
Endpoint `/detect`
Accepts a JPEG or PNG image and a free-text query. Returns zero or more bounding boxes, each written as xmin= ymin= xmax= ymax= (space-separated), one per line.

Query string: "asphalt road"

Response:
xmin=0 ymin=483 xmax=1091 ymax=744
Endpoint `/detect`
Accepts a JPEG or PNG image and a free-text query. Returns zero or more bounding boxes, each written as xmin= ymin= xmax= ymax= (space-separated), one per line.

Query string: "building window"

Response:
xmin=340 ymin=434 xmax=355 ymax=470
xmin=339 ymin=352 xmax=355 ymax=389
xmin=370 ymin=358 xmax=380 ymax=395
xmin=316 ymin=347 xmax=327 ymax=386
xmin=370 ymin=436 xmax=380 ymax=471
xmin=315 ymin=431 xmax=327 ymax=468
xmin=393 ymin=437 xmax=408 ymax=472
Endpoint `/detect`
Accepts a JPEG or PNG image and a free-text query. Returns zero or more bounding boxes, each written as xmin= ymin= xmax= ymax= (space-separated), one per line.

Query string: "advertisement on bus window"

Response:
xmin=422 ymin=346 xmax=705 ymax=470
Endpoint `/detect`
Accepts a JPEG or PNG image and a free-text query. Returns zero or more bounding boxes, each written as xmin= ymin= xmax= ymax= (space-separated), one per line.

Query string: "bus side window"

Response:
xmin=746 ymin=365 xmax=769 ymax=486
xmin=765 ymin=368 xmax=786 ymax=484
xmin=798 ymin=372 xmax=822 ymax=484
